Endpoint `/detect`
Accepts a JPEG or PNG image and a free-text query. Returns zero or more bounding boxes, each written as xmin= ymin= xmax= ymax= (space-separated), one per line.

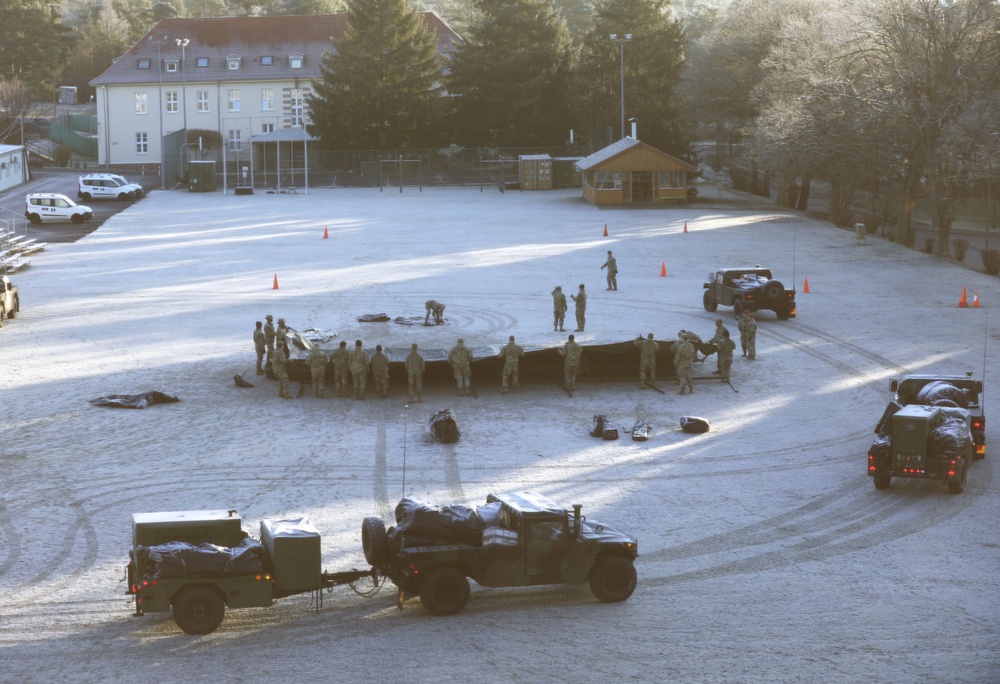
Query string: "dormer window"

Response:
xmin=289 ymin=55 xmax=303 ymax=69
xmin=165 ymin=59 xmax=178 ymax=72
xmin=138 ymin=59 xmax=150 ymax=69
xmin=196 ymin=57 xmax=208 ymax=67
xmin=228 ymin=57 xmax=241 ymax=70
xmin=261 ymin=55 xmax=273 ymax=66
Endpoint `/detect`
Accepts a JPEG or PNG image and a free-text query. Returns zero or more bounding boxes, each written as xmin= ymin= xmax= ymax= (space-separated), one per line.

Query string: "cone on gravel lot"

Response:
xmin=323 ymin=226 xmax=329 ymax=239
xmin=683 ymin=222 xmax=688 ymax=233
xmin=660 ymin=262 xmax=667 ymax=277
xmin=603 ymin=224 xmax=608 ymax=236
xmin=803 ymin=277 xmax=810 ymax=293
xmin=273 ymin=274 xmax=280 ymax=290
xmin=959 ymin=286 xmax=968 ymax=308
xmin=973 ymin=292 xmax=979 ymax=308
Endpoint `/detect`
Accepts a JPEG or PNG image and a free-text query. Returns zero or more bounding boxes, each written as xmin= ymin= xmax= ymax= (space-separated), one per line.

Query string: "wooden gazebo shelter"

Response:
xmin=575 ymin=137 xmax=696 ymax=206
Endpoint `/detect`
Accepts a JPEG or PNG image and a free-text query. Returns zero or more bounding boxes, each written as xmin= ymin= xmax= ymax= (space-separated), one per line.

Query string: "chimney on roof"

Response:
xmin=629 ymin=118 xmax=638 ymax=141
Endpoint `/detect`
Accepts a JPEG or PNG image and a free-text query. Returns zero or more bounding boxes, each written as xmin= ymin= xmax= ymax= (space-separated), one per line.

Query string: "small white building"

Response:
xmin=0 ymin=145 xmax=29 ymax=194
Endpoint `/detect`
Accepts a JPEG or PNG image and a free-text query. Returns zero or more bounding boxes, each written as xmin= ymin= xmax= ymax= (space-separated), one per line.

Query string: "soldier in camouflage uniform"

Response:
xmin=499 ymin=335 xmax=524 ymax=393
xmin=349 ymin=339 xmax=369 ymax=400
xmin=307 ymin=346 xmax=328 ymax=398
xmin=331 ymin=340 xmax=350 ymax=397
xmin=601 ymin=250 xmax=618 ymax=291
xmin=272 ymin=343 xmax=291 ymax=399
xmin=371 ymin=344 xmax=390 ymax=399
xmin=425 ymin=300 xmax=446 ymax=325
xmin=558 ymin=334 xmax=583 ymax=391
xmin=709 ymin=318 xmax=730 ymax=374
xmin=406 ymin=343 xmax=424 ymax=403
xmin=673 ymin=332 xmax=696 ymax=394
xmin=263 ymin=315 xmax=276 ymax=369
xmin=634 ymin=333 xmax=659 ymax=388
xmin=448 ymin=338 xmax=473 ymax=396
xmin=276 ymin=318 xmax=288 ymax=352
xmin=551 ymin=286 xmax=567 ymax=332
xmin=254 ymin=321 xmax=266 ymax=374
xmin=571 ymin=284 xmax=587 ymax=332
xmin=739 ymin=310 xmax=757 ymax=360
xmin=717 ymin=329 xmax=736 ymax=383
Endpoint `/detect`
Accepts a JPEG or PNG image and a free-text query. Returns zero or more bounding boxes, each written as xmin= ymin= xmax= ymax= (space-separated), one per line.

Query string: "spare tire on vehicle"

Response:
xmin=362 ymin=515 xmax=389 ymax=567
xmin=763 ymin=280 xmax=784 ymax=301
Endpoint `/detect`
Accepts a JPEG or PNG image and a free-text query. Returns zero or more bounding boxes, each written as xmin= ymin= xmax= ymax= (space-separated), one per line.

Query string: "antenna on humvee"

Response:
xmin=401 ymin=404 xmax=409 ymax=499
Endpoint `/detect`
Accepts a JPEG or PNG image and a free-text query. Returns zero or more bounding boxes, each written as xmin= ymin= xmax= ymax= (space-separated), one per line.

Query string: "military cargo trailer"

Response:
xmin=125 ymin=510 xmax=375 ymax=634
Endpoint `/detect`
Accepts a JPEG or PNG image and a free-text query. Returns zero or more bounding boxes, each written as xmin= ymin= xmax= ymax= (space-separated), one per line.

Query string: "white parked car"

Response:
xmin=78 ymin=173 xmax=143 ymax=201
xmin=25 ymin=193 xmax=93 ymax=224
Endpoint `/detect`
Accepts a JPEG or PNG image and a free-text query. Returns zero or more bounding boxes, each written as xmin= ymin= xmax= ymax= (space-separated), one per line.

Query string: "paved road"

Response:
xmin=0 ymin=169 xmax=158 ymax=244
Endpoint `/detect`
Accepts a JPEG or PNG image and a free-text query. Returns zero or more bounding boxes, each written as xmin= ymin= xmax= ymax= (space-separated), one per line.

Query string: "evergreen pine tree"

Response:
xmin=446 ymin=0 xmax=576 ymax=147
xmin=307 ymin=0 xmax=444 ymax=149
xmin=575 ymin=0 xmax=685 ymax=153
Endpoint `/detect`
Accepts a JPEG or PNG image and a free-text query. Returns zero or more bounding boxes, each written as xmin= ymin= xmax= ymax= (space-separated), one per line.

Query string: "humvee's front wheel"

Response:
xmin=172 ymin=585 xmax=225 ymax=635
xmin=419 ymin=566 xmax=470 ymax=616
xmin=589 ymin=556 xmax=637 ymax=603
xmin=703 ymin=290 xmax=718 ymax=312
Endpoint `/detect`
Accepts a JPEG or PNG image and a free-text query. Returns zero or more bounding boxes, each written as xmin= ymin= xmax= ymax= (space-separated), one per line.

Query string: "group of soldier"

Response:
xmin=252 ymin=274 xmax=760 ymax=399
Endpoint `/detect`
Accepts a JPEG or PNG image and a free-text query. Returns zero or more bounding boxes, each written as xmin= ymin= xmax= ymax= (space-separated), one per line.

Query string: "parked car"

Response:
xmin=78 ymin=173 xmax=143 ymax=201
xmin=25 ymin=193 xmax=93 ymax=224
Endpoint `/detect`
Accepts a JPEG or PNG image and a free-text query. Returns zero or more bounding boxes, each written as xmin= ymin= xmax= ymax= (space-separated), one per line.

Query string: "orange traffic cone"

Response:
xmin=973 ymin=292 xmax=980 ymax=308
xmin=959 ymin=286 xmax=968 ymax=308
xmin=272 ymin=274 xmax=280 ymax=290
xmin=683 ymin=222 xmax=688 ymax=233
xmin=603 ymin=224 xmax=608 ymax=237
xmin=323 ymin=226 xmax=329 ymax=239
xmin=803 ymin=277 xmax=810 ymax=293
xmin=660 ymin=262 xmax=667 ymax=277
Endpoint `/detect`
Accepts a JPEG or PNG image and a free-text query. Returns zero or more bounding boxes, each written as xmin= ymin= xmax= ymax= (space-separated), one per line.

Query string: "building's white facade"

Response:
xmin=0 ymin=145 xmax=29 ymax=194
xmin=91 ymin=14 xmax=460 ymax=167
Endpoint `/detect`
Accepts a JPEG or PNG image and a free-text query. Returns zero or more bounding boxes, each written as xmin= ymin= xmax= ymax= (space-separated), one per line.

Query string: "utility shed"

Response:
xmin=519 ymin=154 xmax=553 ymax=190
xmin=575 ymin=137 xmax=696 ymax=206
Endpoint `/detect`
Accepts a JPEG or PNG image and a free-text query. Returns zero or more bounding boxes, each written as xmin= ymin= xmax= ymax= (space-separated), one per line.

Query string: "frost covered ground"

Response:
xmin=0 ymin=185 xmax=998 ymax=683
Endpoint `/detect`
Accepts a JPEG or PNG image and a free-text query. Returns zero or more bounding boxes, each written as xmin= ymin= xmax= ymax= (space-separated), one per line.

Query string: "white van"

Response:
xmin=78 ymin=174 xmax=143 ymax=201
xmin=25 ymin=193 xmax=93 ymax=224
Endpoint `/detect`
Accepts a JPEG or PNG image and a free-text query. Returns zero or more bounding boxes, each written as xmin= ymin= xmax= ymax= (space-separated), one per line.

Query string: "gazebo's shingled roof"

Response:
xmin=575 ymin=138 xmax=697 ymax=172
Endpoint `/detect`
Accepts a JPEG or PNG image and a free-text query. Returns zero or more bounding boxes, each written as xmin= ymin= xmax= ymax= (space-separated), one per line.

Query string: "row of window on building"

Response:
xmin=133 ymin=88 xmax=304 ymax=120
xmin=137 ymin=55 xmax=304 ymax=71
xmin=590 ymin=171 xmax=687 ymax=190
xmin=133 ymin=128 xmax=266 ymax=154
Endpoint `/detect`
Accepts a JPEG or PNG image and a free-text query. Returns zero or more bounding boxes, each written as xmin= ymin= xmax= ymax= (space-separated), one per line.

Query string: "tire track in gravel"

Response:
xmin=372 ymin=411 xmax=392 ymax=521
xmin=0 ymin=501 xmax=23 ymax=579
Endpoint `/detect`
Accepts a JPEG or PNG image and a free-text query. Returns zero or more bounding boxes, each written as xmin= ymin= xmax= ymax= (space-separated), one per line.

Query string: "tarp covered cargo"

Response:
xmin=389 ymin=497 xmax=487 ymax=548
xmin=136 ymin=538 xmax=265 ymax=580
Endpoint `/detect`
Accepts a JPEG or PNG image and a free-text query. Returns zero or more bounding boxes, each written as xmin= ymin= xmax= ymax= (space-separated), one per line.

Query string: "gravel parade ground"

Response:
xmin=1 ymin=186 xmax=997 ymax=683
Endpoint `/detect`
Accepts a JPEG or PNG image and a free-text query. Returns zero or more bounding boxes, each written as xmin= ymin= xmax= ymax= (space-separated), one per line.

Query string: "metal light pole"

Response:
xmin=149 ymin=35 xmax=168 ymax=189
xmin=176 ymin=38 xmax=189 ymax=180
xmin=610 ymin=33 xmax=632 ymax=140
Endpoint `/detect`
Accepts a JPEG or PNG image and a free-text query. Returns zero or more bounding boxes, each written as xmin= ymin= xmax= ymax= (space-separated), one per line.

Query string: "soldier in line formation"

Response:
xmin=674 ymin=332 xmax=696 ymax=395
xmin=449 ymin=337 xmax=473 ymax=396
xmin=253 ymin=321 xmax=266 ymax=375
xmin=499 ymin=335 xmax=524 ymax=393
xmin=406 ymin=343 xmax=425 ymax=403
xmin=634 ymin=333 xmax=659 ymax=389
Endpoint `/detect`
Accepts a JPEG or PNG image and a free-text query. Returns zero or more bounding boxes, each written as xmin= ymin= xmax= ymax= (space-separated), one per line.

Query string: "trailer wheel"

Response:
xmin=419 ymin=566 xmax=470 ymax=616
xmin=361 ymin=515 xmax=389 ymax=567
xmin=873 ymin=475 xmax=891 ymax=490
xmin=947 ymin=462 xmax=967 ymax=494
xmin=589 ymin=556 xmax=637 ymax=603
xmin=172 ymin=585 xmax=225 ymax=635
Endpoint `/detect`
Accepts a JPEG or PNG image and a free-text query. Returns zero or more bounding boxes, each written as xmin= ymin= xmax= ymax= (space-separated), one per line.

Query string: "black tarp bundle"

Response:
xmin=430 ymin=409 xmax=460 ymax=443
xmin=388 ymin=497 xmax=487 ymax=548
xmin=89 ymin=391 xmax=180 ymax=409
xmin=136 ymin=538 xmax=266 ymax=580
xmin=929 ymin=417 xmax=973 ymax=458
xmin=680 ymin=416 xmax=711 ymax=434
xmin=915 ymin=381 xmax=970 ymax=408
